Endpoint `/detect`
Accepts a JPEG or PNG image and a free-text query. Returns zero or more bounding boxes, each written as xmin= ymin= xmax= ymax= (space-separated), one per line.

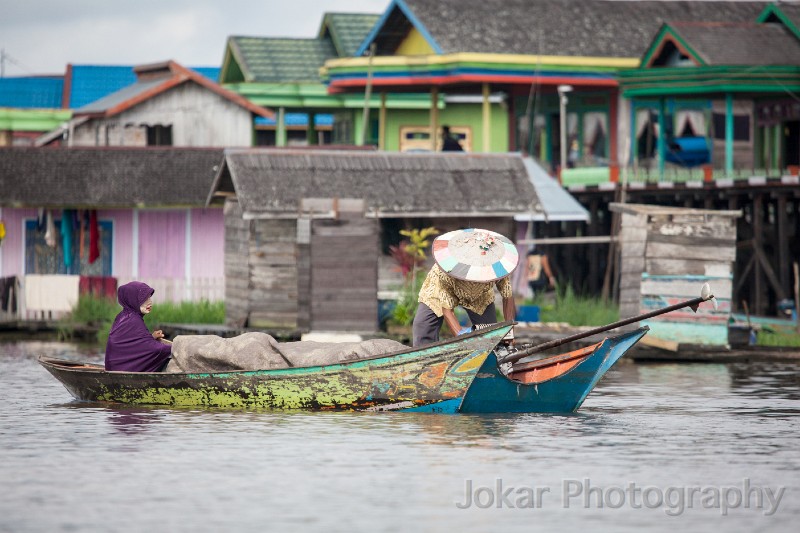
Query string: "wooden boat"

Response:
xmin=458 ymin=327 xmax=649 ymax=413
xmin=38 ymin=323 xmax=513 ymax=412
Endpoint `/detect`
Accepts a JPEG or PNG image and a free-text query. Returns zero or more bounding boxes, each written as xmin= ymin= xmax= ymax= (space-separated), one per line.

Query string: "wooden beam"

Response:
xmin=517 ymin=236 xmax=618 ymax=245
xmin=777 ymin=194 xmax=789 ymax=293
xmin=378 ymin=92 xmax=387 ymax=151
xmin=430 ymin=86 xmax=439 ymax=152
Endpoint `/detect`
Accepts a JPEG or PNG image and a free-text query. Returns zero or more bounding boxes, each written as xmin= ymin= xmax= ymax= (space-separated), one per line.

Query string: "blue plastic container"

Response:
xmin=516 ymin=305 xmax=540 ymax=323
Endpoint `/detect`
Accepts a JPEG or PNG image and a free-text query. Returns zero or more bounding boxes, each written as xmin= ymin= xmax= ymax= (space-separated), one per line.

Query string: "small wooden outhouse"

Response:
xmin=610 ymin=203 xmax=741 ymax=346
xmin=209 ymin=149 xmax=547 ymax=333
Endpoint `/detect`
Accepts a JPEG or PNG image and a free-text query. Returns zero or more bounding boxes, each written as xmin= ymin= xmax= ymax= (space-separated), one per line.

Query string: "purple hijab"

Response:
xmin=104 ymin=281 xmax=171 ymax=372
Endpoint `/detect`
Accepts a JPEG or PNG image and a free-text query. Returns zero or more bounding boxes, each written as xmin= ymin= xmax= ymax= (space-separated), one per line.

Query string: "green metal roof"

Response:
xmin=319 ymin=13 xmax=381 ymax=57
xmin=226 ymin=36 xmax=338 ymax=83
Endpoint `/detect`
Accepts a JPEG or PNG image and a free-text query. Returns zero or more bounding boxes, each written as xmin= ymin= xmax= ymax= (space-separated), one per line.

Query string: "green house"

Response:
xmin=219 ymin=12 xmax=434 ymax=147
xmin=620 ymin=6 xmax=800 ymax=179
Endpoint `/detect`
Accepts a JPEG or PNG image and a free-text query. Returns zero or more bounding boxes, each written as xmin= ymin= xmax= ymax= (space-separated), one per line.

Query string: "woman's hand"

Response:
xmin=152 ymin=330 xmax=165 ymax=340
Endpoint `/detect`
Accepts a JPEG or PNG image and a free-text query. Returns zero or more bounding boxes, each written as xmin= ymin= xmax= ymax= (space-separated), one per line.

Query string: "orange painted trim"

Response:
xmin=508 ymin=340 xmax=603 ymax=385
xmin=645 ymin=35 xmax=703 ymax=68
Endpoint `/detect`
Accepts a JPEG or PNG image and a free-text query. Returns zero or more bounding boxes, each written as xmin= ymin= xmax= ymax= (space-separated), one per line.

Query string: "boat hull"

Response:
xmin=459 ymin=327 xmax=648 ymax=413
xmin=39 ymin=324 xmax=512 ymax=412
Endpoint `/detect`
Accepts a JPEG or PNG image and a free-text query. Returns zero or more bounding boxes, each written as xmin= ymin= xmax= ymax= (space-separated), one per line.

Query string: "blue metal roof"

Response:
xmin=0 ymin=77 xmax=64 ymax=108
xmin=68 ymin=65 xmax=222 ymax=109
xmin=255 ymin=113 xmax=334 ymax=127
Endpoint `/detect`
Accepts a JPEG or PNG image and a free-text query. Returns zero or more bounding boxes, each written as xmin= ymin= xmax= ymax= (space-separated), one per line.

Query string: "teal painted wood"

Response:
xmin=458 ymin=327 xmax=649 ymax=413
xmin=39 ymin=323 xmax=512 ymax=411
xmin=640 ymin=320 xmax=727 ymax=345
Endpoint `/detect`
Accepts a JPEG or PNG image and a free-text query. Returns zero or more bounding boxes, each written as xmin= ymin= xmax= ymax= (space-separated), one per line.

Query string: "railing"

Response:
xmin=0 ymin=276 xmax=226 ymax=322
xmin=119 ymin=277 xmax=225 ymax=303
xmin=560 ymin=165 xmax=799 ymax=187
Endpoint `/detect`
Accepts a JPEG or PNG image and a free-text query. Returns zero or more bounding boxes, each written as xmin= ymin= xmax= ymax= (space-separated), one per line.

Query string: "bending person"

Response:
xmin=412 ymin=228 xmax=518 ymax=347
xmin=105 ymin=281 xmax=172 ymax=372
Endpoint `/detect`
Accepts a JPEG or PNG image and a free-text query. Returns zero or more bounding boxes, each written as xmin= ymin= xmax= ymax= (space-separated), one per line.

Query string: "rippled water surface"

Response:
xmin=1 ymin=340 xmax=798 ymax=532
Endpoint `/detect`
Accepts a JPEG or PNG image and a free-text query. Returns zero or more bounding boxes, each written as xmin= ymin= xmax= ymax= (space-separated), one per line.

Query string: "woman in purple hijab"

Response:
xmin=105 ymin=281 xmax=172 ymax=372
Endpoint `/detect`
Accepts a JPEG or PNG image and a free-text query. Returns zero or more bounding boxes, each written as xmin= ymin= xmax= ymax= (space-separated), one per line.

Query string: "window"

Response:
xmin=712 ymin=113 xmax=750 ymax=141
xmin=146 ymin=125 xmax=172 ymax=146
xmin=399 ymin=126 xmax=472 ymax=152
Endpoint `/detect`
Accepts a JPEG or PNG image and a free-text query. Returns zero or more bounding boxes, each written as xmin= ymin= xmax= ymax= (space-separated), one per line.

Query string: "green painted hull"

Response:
xmin=39 ymin=324 xmax=512 ymax=411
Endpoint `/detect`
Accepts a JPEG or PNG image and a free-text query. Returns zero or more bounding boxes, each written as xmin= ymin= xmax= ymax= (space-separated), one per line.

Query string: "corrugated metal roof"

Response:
xmin=0 ymin=76 xmax=64 ymax=109
xmin=75 ymin=78 xmax=164 ymax=114
xmin=212 ymin=149 xmax=543 ymax=218
xmin=68 ymin=65 xmax=221 ymax=109
xmin=517 ymin=159 xmax=589 ymax=222
xmin=0 ymin=147 xmax=224 ymax=207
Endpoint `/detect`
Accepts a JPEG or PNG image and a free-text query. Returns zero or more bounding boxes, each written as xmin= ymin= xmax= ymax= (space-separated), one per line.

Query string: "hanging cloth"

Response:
xmin=62 ymin=209 xmax=74 ymax=270
xmin=89 ymin=210 xmax=100 ymax=264
xmin=0 ymin=220 xmax=5 ymax=247
xmin=37 ymin=208 xmax=46 ymax=232
xmin=78 ymin=210 xmax=86 ymax=261
xmin=44 ymin=210 xmax=58 ymax=248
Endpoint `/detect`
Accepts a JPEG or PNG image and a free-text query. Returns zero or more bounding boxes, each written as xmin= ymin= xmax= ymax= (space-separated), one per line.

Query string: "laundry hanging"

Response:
xmin=62 ymin=209 xmax=74 ymax=270
xmin=44 ymin=210 xmax=57 ymax=248
xmin=89 ymin=210 xmax=100 ymax=264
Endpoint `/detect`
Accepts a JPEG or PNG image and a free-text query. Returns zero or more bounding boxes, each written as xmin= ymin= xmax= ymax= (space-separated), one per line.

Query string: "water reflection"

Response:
xmin=2 ymin=341 xmax=799 ymax=532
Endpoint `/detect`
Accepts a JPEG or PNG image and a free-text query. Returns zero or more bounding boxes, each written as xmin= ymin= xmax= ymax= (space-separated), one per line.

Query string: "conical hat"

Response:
xmin=432 ymin=228 xmax=519 ymax=282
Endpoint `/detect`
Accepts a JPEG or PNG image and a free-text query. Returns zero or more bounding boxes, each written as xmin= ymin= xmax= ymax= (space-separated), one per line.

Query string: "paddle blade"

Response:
xmin=701 ymin=283 xmax=713 ymax=301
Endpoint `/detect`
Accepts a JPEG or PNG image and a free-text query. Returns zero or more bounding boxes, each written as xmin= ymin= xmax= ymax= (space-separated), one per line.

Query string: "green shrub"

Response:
xmin=757 ymin=330 xmax=800 ymax=347
xmin=529 ymin=284 xmax=619 ymax=327
xmin=61 ymin=295 xmax=224 ymax=345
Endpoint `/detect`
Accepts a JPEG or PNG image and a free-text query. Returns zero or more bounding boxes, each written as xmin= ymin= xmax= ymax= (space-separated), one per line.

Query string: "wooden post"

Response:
xmin=307 ymin=113 xmax=318 ymax=146
xmin=430 ymin=86 xmax=439 ymax=152
xmin=753 ymin=193 xmax=764 ymax=315
xmin=360 ymin=43 xmax=376 ymax=146
xmin=794 ymin=261 xmax=800 ymax=333
xmin=277 ymin=107 xmax=286 ymax=147
xmin=378 ymin=92 xmax=387 ymax=151
xmin=482 ymin=83 xmax=491 ymax=152
xmin=777 ymin=194 xmax=789 ymax=294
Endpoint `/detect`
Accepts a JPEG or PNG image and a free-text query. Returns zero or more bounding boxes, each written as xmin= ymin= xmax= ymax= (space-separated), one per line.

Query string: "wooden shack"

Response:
xmin=209 ymin=149 xmax=547 ymax=333
xmin=610 ymin=203 xmax=741 ymax=346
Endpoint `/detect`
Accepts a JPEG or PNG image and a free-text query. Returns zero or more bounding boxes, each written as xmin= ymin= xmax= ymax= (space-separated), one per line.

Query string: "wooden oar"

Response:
xmin=498 ymin=283 xmax=716 ymax=365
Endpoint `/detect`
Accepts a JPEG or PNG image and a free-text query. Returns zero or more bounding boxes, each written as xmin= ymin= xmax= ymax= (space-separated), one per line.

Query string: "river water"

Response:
xmin=1 ymin=340 xmax=798 ymax=533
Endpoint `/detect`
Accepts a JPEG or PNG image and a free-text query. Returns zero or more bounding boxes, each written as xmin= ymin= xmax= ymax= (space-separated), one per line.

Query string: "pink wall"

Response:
xmin=102 ymin=209 xmax=132 ymax=279
xmin=0 ymin=208 xmax=36 ymax=277
xmin=138 ymin=210 xmax=186 ymax=279
xmin=0 ymin=207 xmax=224 ymax=283
xmin=190 ymin=208 xmax=224 ymax=278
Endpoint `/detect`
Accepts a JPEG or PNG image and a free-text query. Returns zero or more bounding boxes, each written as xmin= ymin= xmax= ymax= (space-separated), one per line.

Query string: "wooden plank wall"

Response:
xmin=223 ymin=199 xmax=250 ymax=327
xmin=638 ymin=212 xmax=738 ymax=345
xmin=310 ymin=206 xmax=378 ymax=332
xmin=248 ymin=218 xmax=299 ymax=329
xmin=618 ymin=212 xmax=647 ymax=322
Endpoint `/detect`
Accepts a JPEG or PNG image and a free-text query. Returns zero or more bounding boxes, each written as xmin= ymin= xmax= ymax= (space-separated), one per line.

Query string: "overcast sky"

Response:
xmin=1 ymin=0 xmax=388 ymax=76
